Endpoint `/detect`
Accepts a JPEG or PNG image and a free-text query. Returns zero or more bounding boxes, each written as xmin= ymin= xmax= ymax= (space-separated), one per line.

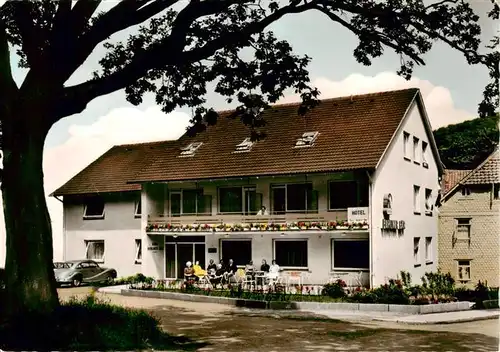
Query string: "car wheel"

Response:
xmin=106 ymin=275 xmax=114 ymax=285
xmin=72 ymin=276 xmax=82 ymax=287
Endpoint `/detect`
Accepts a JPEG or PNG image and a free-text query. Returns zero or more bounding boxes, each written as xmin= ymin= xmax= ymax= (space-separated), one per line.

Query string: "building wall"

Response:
xmin=63 ymin=192 xmax=142 ymax=277
xmin=438 ymin=186 xmax=500 ymax=287
xmin=371 ymin=100 xmax=440 ymax=286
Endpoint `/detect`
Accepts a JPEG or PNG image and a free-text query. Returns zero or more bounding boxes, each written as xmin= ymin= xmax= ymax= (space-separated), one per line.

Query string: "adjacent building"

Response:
xmin=52 ymin=88 xmax=442 ymax=287
xmin=438 ymin=148 xmax=499 ymax=287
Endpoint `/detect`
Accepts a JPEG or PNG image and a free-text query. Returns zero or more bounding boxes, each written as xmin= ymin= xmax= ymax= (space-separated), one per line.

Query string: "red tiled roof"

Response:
xmin=51 ymin=141 xmax=175 ymax=196
xmin=462 ymin=148 xmax=499 ymax=185
xmin=131 ymin=88 xmax=419 ymax=183
xmin=53 ymin=88 xmax=420 ymax=196
xmin=442 ymin=169 xmax=471 ymax=194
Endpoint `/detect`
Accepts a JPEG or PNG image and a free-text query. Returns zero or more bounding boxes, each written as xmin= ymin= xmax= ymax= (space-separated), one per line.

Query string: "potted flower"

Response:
xmin=336 ymin=221 xmax=349 ymax=230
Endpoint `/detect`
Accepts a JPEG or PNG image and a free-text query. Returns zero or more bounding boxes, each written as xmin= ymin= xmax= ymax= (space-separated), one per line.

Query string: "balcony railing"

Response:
xmin=146 ymin=210 xmax=369 ymax=232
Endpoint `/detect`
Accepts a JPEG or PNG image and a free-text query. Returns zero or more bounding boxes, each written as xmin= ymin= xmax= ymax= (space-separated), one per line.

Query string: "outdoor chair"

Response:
xmin=287 ymin=271 xmax=302 ymax=286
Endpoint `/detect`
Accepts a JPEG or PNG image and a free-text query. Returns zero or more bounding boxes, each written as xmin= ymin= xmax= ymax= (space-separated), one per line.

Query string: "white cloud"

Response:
xmin=0 ymin=106 xmax=191 ymax=265
xmin=280 ymin=72 xmax=476 ymax=129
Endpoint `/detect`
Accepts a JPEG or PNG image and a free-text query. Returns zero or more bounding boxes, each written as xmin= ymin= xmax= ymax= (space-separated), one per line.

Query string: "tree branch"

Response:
xmin=313 ymin=5 xmax=425 ymax=65
xmin=0 ymin=18 xmax=19 ymax=119
xmin=70 ymin=0 xmax=102 ymax=35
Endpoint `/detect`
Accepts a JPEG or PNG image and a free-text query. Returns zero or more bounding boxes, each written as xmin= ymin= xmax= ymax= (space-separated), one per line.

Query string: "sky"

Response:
xmin=0 ymin=0 xmax=496 ymax=264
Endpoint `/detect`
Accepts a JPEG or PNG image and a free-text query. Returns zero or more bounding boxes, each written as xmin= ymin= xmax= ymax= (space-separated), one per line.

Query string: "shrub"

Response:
xmin=0 ymin=293 xmax=195 ymax=351
xmin=370 ymin=279 xmax=410 ymax=304
xmin=322 ymin=280 xmax=347 ymax=299
xmin=421 ymin=271 xmax=455 ymax=296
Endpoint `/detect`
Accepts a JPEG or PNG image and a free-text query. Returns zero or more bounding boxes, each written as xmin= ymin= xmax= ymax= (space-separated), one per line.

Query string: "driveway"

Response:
xmin=57 ymin=287 xmax=499 ymax=351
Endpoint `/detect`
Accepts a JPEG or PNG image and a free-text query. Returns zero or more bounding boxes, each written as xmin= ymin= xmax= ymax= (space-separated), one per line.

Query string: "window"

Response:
xmin=83 ymin=197 xmax=105 ymax=219
xmin=332 ymin=239 xmax=369 ymax=270
xmin=329 ymin=181 xmax=367 ymax=209
xmin=179 ymin=142 xmax=203 ymax=157
xmin=170 ymin=189 xmax=210 ymax=216
xmin=134 ymin=199 xmax=142 ymax=218
xmin=457 ymin=260 xmax=471 ymax=282
xmin=403 ymin=132 xmax=410 ymax=159
xmin=295 ymin=131 xmax=319 ymax=147
xmin=274 ymin=239 xmax=308 ymax=268
xmin=221 ymin=239 xmax=252 ymax=266
xmin=85 ymin=240 xmax=105 ymax=262
xmin=413 ymin=185 xmax=421 ymax=214
xmin=495 ymin=184 xmax=500 ymax=200
xmin=234 ymin=138 xmax=254 ymax=153
xmin=461 ymin=186 xmax=471 ymax=196
xmin=425 ymin=237 xmax=432 ymax=263
xmin=455 ymin=218 xmax=471 ymax=240
xmin=135 ymin=239 xmax=142 ymax=264
xmin=271 ymin=183 xmax=317 ymax=214
xmin=413 ymin=137 xmax=419 ymax=163
xmin=413 ymin=237 xmax=420 ymax=266
xmin=425 ymin=189 xmax=433 ymax=215
xmin=218 ymin=186 xmax=262 ymax=214
xmin=421 ymin=141 xmax=428 ymax=167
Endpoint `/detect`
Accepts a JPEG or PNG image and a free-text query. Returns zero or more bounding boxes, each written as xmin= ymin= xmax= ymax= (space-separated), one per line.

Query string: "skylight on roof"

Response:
xmin=234 ymin=138 xmax=254 ymax=153
xmin=179 ymin=142 xmax=203 ymax=157
xmin=295 ymin=131 xmax=319 ymax=148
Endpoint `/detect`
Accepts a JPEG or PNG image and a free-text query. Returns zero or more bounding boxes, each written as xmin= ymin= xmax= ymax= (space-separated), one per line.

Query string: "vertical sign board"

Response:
xmin=347 ymin=207 xmax=369 ymax=223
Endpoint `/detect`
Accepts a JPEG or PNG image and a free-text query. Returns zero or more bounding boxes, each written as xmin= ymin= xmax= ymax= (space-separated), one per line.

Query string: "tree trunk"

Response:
xmin=1 ymin=113 xmax=59 ymax=316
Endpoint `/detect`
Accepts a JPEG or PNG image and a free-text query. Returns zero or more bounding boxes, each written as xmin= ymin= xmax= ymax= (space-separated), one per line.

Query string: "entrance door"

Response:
xmin=177 ymin=244 xmax=193 ymax=279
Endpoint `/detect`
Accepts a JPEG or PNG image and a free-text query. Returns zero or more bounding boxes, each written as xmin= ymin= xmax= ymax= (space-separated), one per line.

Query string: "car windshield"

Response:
xmin=53 ymin=262 xmax=72 ymax=269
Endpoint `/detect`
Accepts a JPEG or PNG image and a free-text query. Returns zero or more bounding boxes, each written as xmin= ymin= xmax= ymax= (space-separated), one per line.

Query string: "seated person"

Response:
xmin=193 ymin=261 xmax=206 ymax=277
xmin=267 ymin=260 xmax=280 ymax=280
xmin=207 ymin=259 xmax=217 ymax=274
xmin=245 ymin=260 xmax=256 ymax=276
xmin=256 ymin=206 xmax=269 ymax=216
xmin=226 ymin=259 xmax=238 ymax=282
xmin=210 ymin=264 xmax=226 ymax=287
xmin=260 ymin=259 xmax=270 ymax=273
xmin=184 ymin=261 xmax=199 ymax=281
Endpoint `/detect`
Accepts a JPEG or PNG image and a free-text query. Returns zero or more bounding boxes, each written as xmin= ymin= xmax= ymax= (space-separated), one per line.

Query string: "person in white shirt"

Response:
xmin=267 ymin=260 xmax=280 ymax=280
xmin=256 ymin=206 xmax=269 ymax=216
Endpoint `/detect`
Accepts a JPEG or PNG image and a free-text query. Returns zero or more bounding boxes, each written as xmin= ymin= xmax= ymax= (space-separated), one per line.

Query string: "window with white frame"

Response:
xmin=425 ymin=237 xmax=432 ymax=263
xmin=295 ymin=131 xmax=319 ymax=147
xmin=413 ymin=185 xmax=421 ymax=214
xmin=403 ymin=131 xmax=410 ymax=159
xmin=329 ymin=180 xmax=368 ymax=209
xmin=331 ymin=239 xmax=369 ymax=270
xmin=455 ymin=218 xmax=471 ymax=240
xmin=134 ymin=198 xmax=142 ymax=218
xmin=85 ymin=240 xmax=105 ymax=262
xmin=170 ymin=189 xmax=210 ymax=216
xmin=425 ymin=188 xmax=433 ymax=215
xmin=234 ymin=138 xmax=254 ymax=153
xmin=413 ymin=237 xmax=420 ymax=265
xmin=457 ymin=260 xmax=471 ymax=282
xmin=220 ymin=239 xmax=252 ymax=266
xmin=421 ymin=141 xmax=428 ymax=167
xmin=135 ymin=239 xmax=142 ymax=264
xmin=83 ymin=197 xmax=105 ymax=219
xmin=413 ymin=137 xmax=420 ymax=163
xmin=179 ymin=142 xmax=203 ymax=157
xmin=218 ymin=186 xmax=262 ymax=214
xmin=274 ymin=239 xmax=308 ymax=268
xmin=271 ymin=183 xmax=318 ymax=214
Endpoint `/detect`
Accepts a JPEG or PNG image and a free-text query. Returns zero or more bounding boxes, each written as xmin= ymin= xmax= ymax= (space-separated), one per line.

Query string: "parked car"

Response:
xmin=53 ymin=260 xmax=117 ymax=287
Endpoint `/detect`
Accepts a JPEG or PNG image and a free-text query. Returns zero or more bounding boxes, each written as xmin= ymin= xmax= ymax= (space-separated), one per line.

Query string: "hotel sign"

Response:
xmin=381 ymin=219 xmax=406 ymax=231
xmin=381 ymin=193 xmax=405 ymax=233
xmin=348 ymin=207 xmax=369 ymax=223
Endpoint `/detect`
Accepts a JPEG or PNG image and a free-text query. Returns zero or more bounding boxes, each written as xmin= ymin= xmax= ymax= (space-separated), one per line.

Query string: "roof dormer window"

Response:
xmin=179 ymin=142 xmax=203 ymax=157
xmin=295 ymin=131 xmax=319 ymax=148
xmin=234 ymin=138 xmax=254 ymax=153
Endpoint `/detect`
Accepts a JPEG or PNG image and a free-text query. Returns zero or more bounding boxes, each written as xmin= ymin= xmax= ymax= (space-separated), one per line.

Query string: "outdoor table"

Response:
xmin=254 ymin=271 xmax=266 ymax=288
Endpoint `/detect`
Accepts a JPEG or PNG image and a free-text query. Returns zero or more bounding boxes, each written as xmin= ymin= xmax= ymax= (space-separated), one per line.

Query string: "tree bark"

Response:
xmin=1 ymin=111 xmax=59 ymax=316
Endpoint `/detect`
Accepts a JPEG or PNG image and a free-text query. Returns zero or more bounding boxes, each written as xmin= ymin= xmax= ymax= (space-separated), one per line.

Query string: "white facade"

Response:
xmin=370 ymin=101 xmax=440 ymax=286
xmin=60 ymin=95 xmax=442 ymax=287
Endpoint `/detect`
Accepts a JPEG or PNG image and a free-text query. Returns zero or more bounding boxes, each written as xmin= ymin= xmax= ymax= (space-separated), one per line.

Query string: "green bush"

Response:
xmin=370 ymin=279 xmax=410 ymax=304
xmin=0 ymin=293 xmax=200 ymax=351
xmin=322 ymin=280 xmax=347 ymax=299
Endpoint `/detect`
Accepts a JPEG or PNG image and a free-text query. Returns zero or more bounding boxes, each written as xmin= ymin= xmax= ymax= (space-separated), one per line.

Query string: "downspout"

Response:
xmin=366 ymin=170 xmax=374 ymax=289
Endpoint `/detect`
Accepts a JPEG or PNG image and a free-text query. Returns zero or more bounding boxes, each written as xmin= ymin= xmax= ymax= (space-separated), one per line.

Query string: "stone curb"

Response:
xmin=119 ymin=289 xmax=472 ymax=315
xmin=373 ymin=313 xmax=500 ymax=325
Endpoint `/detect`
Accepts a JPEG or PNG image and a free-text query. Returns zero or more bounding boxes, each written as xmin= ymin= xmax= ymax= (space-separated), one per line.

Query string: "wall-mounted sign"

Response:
xmin=348 ymin=207 xmax=369 ymax=223
xmin=208 ymin=247 xmax=217 ymax=254
xmin=381 ymin=219 xmax=405 ymax=231
xmin=383 ymin=193 xmax=393 ymax=219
